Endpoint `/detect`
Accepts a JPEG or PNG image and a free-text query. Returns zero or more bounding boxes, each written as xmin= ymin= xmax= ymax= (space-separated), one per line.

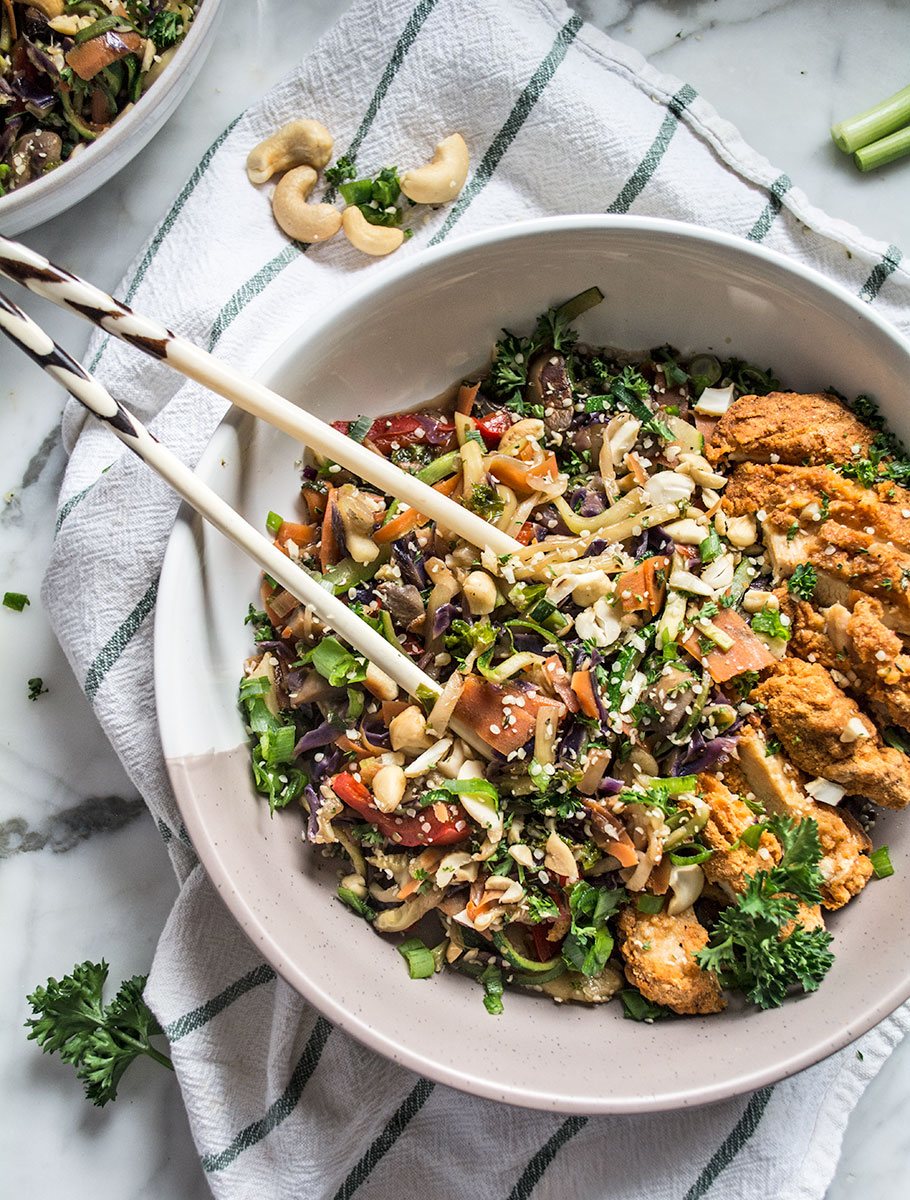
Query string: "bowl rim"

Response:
xmin=158 ymin=214 xmax=910 ymax=1113
xmin=0 ymin=0 xmax=223 ymax=232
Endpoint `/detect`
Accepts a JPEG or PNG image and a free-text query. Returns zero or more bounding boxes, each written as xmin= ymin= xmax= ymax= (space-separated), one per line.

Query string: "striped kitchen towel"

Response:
xmin=42 ymin=0 xmax=910 ymax=1197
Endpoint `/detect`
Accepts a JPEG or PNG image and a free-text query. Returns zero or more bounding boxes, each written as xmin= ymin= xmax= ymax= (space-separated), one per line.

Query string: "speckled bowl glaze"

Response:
xmin=156 ymin=216 xmax=910 ymax=1113
xmin=0 ymin=0 xmax=223 ymax=237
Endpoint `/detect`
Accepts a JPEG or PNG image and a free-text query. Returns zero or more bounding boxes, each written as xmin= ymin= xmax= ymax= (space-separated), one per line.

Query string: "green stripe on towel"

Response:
xmin=747 ymin=173 xmax=792 ymax=242
xmin=506 ymin=1115 xmax=588 ymax=1200
xmin=331 ymin=1078 xmax=435 ymax=1200
xmin=682 ymin=1086 xmax=773 ymax=1200
xmin=201 ymin=1015 xmax=333 ymax=1173
xmin=429 ymin=13 xmax=583 ymax=245
xmin=88 ymin=117 xmax=242 ymax=377
xmin=83 ymin=576 xmax=159 ymax=701
xmin=860 ymin=244 xmax=903 ymax=303
xmin=165 ymin=963 xmax=277 ymax=1042
xmin=606 ymin=84 xmax=697 ymax=214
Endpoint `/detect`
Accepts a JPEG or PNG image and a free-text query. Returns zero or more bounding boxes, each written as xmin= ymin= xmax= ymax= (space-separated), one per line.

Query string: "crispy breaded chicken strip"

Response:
xmin=705 ymin=392 xmax=874 ymax=466
xmin=616 ymin=905 xmax=725 ymax=1015
xmin=724 ymin=464 xmax=910 ymax=626
xmin=695 ymin=772 xmax=780 ymax=893
xmin=696 ymin=771 xmax=826 ymax=931
xmin=778 ymin=592 xmax=910 ymax=731
xmin=736 ymin=726 xmax=874 ymax=909
xmin=752 ymin=659 xmax=910 ymax=809
xmin=846 ymin=596 xmax=910 ymax=730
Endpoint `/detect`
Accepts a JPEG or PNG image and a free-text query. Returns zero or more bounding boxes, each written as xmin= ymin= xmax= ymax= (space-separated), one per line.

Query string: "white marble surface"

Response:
xmin=2 ymin=2 xmax=909 ymax=1197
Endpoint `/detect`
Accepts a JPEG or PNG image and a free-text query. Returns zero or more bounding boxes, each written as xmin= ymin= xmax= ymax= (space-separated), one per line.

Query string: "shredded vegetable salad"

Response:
xmin=0 ymin=1 xmax=198 ymax=195
xmin=242 ymin=287 xmax=908 ymax=1019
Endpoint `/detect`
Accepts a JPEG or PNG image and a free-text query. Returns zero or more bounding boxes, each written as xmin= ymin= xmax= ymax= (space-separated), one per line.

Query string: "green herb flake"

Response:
xmin=3 ymin=591 xmax=30 ymax=611
xmin=787 ymin=563 xmax=817 ymax=601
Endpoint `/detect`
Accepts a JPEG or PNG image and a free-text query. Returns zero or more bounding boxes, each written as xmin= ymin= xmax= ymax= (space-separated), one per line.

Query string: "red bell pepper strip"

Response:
xmin=330 ymin=772 xmax=469 ymax=846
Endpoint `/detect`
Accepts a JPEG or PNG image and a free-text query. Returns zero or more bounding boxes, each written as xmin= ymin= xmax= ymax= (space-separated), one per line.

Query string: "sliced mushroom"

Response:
xmin=376 ymin=582 xmax=425 ymax=630
xmin=10 ymin=130 xmax=62 ymax=185
xmin=527 ymin=352 xmax=573 ymax=434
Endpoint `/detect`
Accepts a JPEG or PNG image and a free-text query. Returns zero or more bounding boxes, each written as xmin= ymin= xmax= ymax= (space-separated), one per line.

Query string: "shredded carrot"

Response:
xmin=583 ymin=799 xmax=639 ymax=868
xmin=615 ymin=554 xmax=670 ymax=617
xmin=570 ymin=670 xmax=600 ymax=720
xmin=456 ymin=382 xmax=480 ymax=415
xmin=273 ymin=521 xmax=317 ymax=557
xmin=525 ymin=452 xmax=560 ymax=487
xmin=373 ymin=474 xmax=462 ymax=545
xmin=374 ymin=505 xmax=424 ymax=544
xmin=301 ymin=486 xmax=327 ymax=520
xmin=487 ymin=455 xmax=537 ymax=494
xmin=680 ymin=607 xmax=776 ymax=683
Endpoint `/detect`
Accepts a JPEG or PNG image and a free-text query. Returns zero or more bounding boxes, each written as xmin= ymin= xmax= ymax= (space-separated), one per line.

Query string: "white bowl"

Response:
xmin=156 ymin=216 xmax=910 ymax=1113
xmin=0 ymin=0 xmax=223 ymax=236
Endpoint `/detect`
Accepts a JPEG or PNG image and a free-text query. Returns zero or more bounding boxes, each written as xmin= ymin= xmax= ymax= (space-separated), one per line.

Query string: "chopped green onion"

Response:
xmin=74 ymin=14 xmax=123 ymax=43
xmin=668 ymin=842 xmax=712 ymax=866
xmin=338 ymin=886 xmax=376 ymax=920
xmin=348 ymin=415 xmax=373 ymax=443
xmin=831 ymin=83 xmax=910 ymax=154
xmin=397 ymin=937 xmax=436 ymax=980
xmin=480 ymin=962 xmax=504 ymax=1014
xmin=416 ymin=449 xmax=461 ymax=485
xmin=3 ymin=591 xmax=30 ymax=611
xmin=635 ymin=894 xmax=664 ymax=914
xmin=870 ymin=846 xmax=895 ymax=879
xmin=266 ymin=511 xmax=283 ymax=534
xmin=27 ymin=677 xmax=48 ymax=701
xmin=440 ymin=778 xmax=499 ymax=803
xmin=854 ymin=125 xmax=910 ymax=173
xmin=699 ymin=529 xmax=723 ymax=564
xmin=260 ymin=724 xmax=296 ymax=766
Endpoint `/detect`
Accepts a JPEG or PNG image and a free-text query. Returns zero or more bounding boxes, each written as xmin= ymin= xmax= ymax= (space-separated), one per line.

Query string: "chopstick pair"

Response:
xmin=0 ymin=239 xmax=505 ymax=758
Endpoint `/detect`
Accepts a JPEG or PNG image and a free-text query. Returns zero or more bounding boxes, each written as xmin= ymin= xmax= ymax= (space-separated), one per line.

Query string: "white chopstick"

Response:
xmin=0 ymin=234 xmax=521 ymax=558
xmin=0 ymin=291 xmax=494 ymax=760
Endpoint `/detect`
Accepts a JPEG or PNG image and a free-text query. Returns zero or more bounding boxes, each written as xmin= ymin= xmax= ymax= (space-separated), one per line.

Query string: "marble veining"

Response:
xmin=1 ymin=1 xmax=908 ymax=1196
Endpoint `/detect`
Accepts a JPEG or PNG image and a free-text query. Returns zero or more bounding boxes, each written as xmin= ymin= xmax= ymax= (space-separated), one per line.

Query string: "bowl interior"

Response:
xmin=156 ymin=218 xmax=910 ymax=1112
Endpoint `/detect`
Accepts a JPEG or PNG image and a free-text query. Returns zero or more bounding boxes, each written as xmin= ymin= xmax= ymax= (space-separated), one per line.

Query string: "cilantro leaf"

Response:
xmin=750 ymin=604 xmax=791 ymax=641
xmin=562 ymin=882 xmax=626 ymax=977
xmin=25 ymin=961 xmax=173 ymax=1106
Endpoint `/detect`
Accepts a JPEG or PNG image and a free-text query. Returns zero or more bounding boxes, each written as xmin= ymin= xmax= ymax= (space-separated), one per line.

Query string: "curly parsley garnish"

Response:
xmin=696 ymin=816 xmax=835 ymax=1009
xmin=25 ymin=961 xmax=172 ymax=1106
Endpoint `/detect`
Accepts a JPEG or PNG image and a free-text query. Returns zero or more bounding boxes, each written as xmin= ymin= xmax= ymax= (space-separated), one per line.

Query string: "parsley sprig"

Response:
xmin=696 ymin=816 xmax=835 ymax=1009
xmin=26 ymin=961 xmax=172 ymax=1106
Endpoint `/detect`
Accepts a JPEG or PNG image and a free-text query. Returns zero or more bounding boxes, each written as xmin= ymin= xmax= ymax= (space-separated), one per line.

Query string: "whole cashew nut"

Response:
xmin=400 ymin=133 xmax=469 ymax=204
xmin=271 ymin=166 xmax=342 ymax=243
xmin=246 ymin=119 xmax=333 ymax=185
xmin=341 ymin=206 xmax=404 ymax=256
